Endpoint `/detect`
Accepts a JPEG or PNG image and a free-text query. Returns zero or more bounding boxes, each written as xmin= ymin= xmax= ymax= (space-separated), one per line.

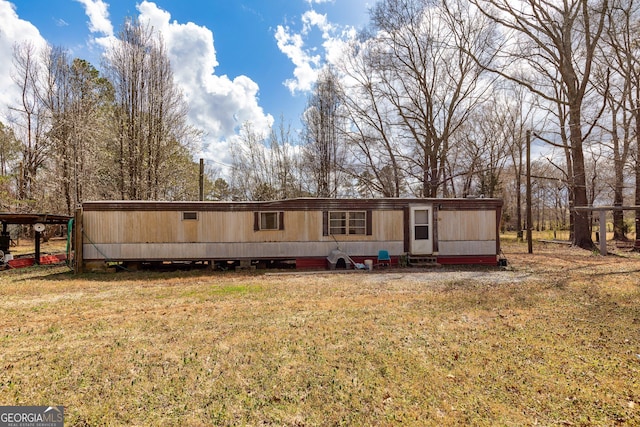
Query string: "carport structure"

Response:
xmin=0 ymin=213 xmax=72 ymax=265
xmin=573 ymin=206 xmax=640 ymax=255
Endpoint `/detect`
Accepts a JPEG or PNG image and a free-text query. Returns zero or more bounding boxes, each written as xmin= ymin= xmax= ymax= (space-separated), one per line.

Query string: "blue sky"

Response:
xmin=0 ymin=0 xmax=371 ymax=171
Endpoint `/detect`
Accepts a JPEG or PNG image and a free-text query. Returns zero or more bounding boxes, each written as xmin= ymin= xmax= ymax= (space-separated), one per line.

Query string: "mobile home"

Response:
xmin=74 ymin=198 xmax=502 ymax=272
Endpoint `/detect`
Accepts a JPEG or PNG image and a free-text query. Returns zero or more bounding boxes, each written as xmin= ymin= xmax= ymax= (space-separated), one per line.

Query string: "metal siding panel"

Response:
xmin=82 ymin=241 xmax=405 ymax=261
xmin=370 ymin=211 xmax=404 ymax=241
xmin=439 ymin=211 xmax=496 ymax=241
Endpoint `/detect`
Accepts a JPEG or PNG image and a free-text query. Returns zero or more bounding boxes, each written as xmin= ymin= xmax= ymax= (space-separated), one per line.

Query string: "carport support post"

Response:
xmin=35 ymin=230 xmax=41 ymax=265
xmin=599 ymin=210 xmax=607 ymax=256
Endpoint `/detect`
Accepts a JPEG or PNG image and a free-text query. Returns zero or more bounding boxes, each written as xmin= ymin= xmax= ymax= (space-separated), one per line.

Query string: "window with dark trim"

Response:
xmin=322 ymin=209 xmax=373 ymax=236
xmin=182 ymin=211 xmax=198 ymax=220
xmin=254 ymin=211 xmax=285 ymax=231
xmin=329 ymin=211 xmax=366 ymax=235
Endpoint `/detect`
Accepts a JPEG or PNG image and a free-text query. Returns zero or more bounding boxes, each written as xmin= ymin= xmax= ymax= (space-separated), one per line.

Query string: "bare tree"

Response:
xmin=503 ymin=84 xmax=536 ymax=237
xmin=104 ymin=18 xmax=194 ymax=200
xmin=601 ymin=0 xmax=639 ymax=242
xmin=0 ymin=122 xmax=20 ymax=210
xmin=337 ymin=37 xmax=404 ymax=197
xmin=470 ymin=0 xmax=609 ymax=249
xmin=230 ymin=122 xmax=276 ymax=201
xmin=229 ymin=118 xmax=304 ymax=201
xmin=452 ymin=95 xmax=512 ymax=198
xmin=40 ymin=46 xmax=114 ymax=214
xmin=10 ymin=41 xmax=49 ymax=208
xmin=301 ymin=68 xmax=347 ymax=197
xmin=0 ymin=122 xmax=20 ymax=178
xmin=362 ymin=0 xmax=496 ymax=197
xmin=269 ymin=118 xmax=305 ymax=199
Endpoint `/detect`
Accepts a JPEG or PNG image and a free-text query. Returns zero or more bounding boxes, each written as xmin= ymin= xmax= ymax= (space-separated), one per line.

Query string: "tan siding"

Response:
xmin=198 ymin=211 xmax=248 ymax=242
xmin=289 ymin=211 xmax=322 ymax=241
xmin=181 ymin=217 xmax=199 ymax=242
xmin=84 ymin=211 xmax=180 ymax=243
xmin=83 ymin=209 xmax=404 ymax=245
xmin=373 ymin=210 xmax=404 ymax=240
xmin=438 ymin=211 xmax=496 ymax=241
xmin=83 ymin=211 xmax=121 ymax=243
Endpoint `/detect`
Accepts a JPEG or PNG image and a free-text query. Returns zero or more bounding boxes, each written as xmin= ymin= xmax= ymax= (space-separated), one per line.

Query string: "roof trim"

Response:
xmin=0 ymin=213 xmax=73 ymax=225
xmin=82 ymin=198 xmax=503 ymax=212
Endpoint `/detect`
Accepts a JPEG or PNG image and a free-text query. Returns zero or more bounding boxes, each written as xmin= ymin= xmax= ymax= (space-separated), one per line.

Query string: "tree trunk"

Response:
xmin=568 ymin=104 xmax=593 ymax=249
xmin=635 ymin=116 xmax=640 ymax=250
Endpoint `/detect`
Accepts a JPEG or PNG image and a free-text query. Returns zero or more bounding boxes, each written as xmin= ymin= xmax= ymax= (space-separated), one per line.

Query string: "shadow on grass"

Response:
xmin=3 ymin=261 xmax=513 ymax=285
xmin=3 ymin=263 xmax=256 ymax=284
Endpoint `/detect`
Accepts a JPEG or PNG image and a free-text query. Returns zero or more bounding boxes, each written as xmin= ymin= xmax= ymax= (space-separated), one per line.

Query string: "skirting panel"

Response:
xmin=438 ymin=240 xmax=497 ymax=256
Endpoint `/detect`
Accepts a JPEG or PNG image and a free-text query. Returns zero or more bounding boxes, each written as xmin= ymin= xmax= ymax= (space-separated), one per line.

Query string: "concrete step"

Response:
xmin=408 ymin=256 xmax=439 ymax=267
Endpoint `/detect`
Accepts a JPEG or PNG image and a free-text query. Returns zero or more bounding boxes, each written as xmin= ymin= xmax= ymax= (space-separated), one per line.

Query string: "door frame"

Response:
xmin=409 ymin=204 xmax=433 ymax=255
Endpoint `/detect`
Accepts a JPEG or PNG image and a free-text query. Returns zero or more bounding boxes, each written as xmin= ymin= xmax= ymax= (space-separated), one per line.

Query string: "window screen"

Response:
xmin=260 ymin=212 xmax=279 ymax=230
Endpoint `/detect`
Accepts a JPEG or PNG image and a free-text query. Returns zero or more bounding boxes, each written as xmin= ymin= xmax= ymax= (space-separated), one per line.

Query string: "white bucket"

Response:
xmin=364 ymin=259 xmax=373 ymax=271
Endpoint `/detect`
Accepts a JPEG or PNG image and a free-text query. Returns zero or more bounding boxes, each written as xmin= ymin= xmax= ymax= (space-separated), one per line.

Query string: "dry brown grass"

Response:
xmin=1 ymin=237 xmax=640 ymax=426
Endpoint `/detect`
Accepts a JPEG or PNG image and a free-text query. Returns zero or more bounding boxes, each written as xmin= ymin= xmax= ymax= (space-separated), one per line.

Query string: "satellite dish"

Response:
xmin=34 ymin=223 xmax=45 ymax=233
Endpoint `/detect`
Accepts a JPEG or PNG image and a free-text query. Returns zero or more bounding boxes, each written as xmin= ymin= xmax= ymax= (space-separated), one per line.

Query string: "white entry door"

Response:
xmin=410 ymin=205 xmax=433 ymax=255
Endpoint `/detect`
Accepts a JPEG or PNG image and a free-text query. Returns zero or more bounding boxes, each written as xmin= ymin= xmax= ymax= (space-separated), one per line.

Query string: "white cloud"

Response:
xmin=74 ymin=0 xmax=115 ymax=50
xmin=323 ymin=27 xmax=356 ymax=66
xmin=74 ymin=0 xmax=113 ymax=36
xmin=302 ymin=10 xmax=334 ymax=36
xmin=0 ymin=0 xmax=47 ymax=122
xmin=275 ymin=24 xmax=321 ymax=93
xmin=275 ymin=8 xmax=355 ymax=94
xmin=135 ymin=1 xmax=273 ymax=166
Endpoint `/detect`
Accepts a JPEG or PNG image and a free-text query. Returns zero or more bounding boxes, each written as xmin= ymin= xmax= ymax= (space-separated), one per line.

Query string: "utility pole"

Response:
xmin=199 ymin=158 xmax=204 ymax=201
xmin=526 ymin=130 xmax=533 ymax=254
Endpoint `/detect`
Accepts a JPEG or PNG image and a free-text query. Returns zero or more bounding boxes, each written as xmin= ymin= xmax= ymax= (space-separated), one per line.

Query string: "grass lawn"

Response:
xmin=1 ymin=237 xmax=639 ymax=426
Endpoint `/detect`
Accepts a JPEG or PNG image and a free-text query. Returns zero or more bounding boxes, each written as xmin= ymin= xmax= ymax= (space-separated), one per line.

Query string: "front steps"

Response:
xmin=408 ymin=255 xmax=439 ymax=268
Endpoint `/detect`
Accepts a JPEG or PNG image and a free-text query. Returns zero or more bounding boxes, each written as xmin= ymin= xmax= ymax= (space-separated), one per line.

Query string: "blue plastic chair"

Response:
xmin=377 ymin=250 xmax=391 ymax=267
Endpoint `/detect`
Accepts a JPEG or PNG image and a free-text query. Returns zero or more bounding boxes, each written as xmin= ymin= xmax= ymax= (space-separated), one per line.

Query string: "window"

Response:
xmin=182 ymin=211 xmax=198 ymax=220
xmin=414 ymin=209 xmax=429 ymax=240
xmin=254 ymin=211 xmax=284 ymax=231
xmin=259 ymin=212 xmax=279 ymax=230
xmin=329 ymin=211 xmax=366 ymax=235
